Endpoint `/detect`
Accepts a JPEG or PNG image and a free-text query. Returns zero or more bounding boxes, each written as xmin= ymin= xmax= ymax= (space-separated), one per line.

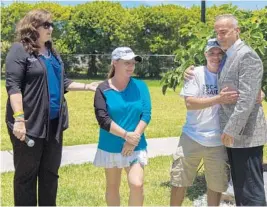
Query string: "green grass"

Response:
xmin=1 ymin=79 xmax=267 ymax=152
xmin=1 ymin=79 xmax=186 ymax=150
xmin=1 ymin=78 xmax=267 ymax=205
xmin=1 ymin=155 xmax=207 ymax=206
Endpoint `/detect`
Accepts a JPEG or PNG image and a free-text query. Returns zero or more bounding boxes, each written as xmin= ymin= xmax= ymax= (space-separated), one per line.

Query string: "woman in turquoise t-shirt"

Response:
xmin=93 ymin=47 xmax=151 ymax=206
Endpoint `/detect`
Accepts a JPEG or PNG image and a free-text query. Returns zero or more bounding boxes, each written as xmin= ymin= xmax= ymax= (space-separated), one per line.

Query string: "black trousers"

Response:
xmin=8 ymin=119 xmax=62 ymax=206
xmin=227 ymin=146 xmax=266 ymax=206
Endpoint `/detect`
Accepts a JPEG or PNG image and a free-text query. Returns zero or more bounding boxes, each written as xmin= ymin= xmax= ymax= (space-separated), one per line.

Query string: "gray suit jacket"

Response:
xmin=218 ymin=40 xmax=267 ymax=148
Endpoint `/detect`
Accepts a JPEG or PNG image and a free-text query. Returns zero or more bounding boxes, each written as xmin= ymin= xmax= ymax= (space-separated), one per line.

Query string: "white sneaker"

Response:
xmin=221 ymin=180 xmax=235 ymax=203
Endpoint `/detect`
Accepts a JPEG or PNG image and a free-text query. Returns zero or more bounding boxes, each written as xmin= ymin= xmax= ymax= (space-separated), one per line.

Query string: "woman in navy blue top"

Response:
xmin=94 ymin=47 xmax=152 ymax=206
xmin=5 ymin=9 xmax=99 ymax=206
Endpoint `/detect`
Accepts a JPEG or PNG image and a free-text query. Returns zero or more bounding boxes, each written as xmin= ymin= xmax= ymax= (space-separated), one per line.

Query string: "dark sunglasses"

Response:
xmin=41 ymin=22 xmax=54 ymax=29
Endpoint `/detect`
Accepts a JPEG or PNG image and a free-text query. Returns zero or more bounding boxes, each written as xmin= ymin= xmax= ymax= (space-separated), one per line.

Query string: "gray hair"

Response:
xmin=215 ymin=14 xmax=239 ymax=28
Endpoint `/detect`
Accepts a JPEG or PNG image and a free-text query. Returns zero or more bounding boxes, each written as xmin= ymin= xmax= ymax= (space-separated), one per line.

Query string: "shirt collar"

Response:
xmin=225 ymin=39 xmax=242 ymax=57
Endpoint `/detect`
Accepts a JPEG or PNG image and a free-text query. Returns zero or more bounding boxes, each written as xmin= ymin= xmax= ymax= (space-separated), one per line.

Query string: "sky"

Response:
xmin=1 ymin=0 xmax=267 ymax=10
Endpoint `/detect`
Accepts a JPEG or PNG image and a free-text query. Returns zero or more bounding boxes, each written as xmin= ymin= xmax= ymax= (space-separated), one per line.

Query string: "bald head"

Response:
xmin=214 ymin=14 xmax=240 ymax=50
xmin=215 ymin=14 xmax=239 ymax=28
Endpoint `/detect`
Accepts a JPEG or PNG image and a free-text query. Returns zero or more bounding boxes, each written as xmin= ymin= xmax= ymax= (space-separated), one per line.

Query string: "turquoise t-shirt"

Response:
xmin=94 ymin=78 xmax=151 ymax=153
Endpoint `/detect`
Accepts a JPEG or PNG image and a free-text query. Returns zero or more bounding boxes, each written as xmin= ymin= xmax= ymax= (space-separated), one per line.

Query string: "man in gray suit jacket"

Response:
xmin=215 ymin=14 xmax=267 ymax=205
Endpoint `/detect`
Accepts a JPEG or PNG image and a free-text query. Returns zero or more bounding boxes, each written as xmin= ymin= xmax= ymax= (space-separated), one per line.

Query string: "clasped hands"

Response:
xmin=121 ymin=132 xmax=141 ymax=157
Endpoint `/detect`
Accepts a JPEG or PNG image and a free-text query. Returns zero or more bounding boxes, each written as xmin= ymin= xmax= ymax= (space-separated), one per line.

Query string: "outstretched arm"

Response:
xmin=67 ymin=81 xmax=102 ymax=92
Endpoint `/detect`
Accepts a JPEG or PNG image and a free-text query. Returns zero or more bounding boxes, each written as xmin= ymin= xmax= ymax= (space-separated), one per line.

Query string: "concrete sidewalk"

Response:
xmin=1 ymin=137 xmax=179 ymax=173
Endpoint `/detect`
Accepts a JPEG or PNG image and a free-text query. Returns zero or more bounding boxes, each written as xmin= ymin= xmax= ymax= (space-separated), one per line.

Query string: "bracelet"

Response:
xmin=15 ymin=119 xmax=26 ymax=123
xmin=15 ymin=114 xmax=24 ymax=118
xmin=13 ymin=114 xmax=24 ymax=119
xmin=13 ymin=111 xmax=24 ymax=118
xmin=123 ymin=131 xmax=128 ymax=140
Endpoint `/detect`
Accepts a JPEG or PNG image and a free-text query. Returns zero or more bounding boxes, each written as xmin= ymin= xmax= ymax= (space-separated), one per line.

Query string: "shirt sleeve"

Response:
xmin=140 ymin=81 xmax=152 ymax=124
xmin=180 ymin=73 xmax=200 ymax=97
xmin=5 ymin=43 xmax=28 ymax=95
xmin=94 ymin=87 xmax=112 ymax=131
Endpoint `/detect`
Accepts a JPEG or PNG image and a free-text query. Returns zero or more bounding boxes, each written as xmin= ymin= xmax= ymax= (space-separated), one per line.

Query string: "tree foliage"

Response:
xmin=160 ymin=4 xmax=267 ymax=97
xmin=1 ymin=2 xmax=267 ymax=92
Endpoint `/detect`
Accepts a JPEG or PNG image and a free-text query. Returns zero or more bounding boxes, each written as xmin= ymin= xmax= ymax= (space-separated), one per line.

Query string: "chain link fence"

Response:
xmin=61 ymin=54 xmax=179 ymax=78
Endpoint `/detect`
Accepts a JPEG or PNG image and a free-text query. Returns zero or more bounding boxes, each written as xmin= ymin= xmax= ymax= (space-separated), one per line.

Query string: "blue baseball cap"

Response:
xmin=205 ymin=38 xmax=223 ymax=52
xmin=111 ymin=47 xmax=142 ymax=62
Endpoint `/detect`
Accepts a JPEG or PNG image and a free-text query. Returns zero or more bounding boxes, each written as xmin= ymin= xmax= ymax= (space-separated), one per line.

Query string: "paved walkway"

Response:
xmin=1 ymin=137 xmax=179 ymax=173
xmin=1 ymin=137 xmax=267 ymax=206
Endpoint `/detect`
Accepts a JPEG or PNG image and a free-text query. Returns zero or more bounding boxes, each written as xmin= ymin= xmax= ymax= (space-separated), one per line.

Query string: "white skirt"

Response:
xmin=93 ymin=148 xmax=148 ymax=168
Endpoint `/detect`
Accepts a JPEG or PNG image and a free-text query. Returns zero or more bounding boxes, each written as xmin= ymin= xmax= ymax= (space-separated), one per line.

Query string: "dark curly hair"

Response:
xmin=15 ymin=9 xmax=54 ymax=55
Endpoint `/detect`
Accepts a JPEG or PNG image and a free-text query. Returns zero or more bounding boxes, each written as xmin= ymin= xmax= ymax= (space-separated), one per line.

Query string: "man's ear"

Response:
xmin=236 ymin=27 xmax=241 ymax=36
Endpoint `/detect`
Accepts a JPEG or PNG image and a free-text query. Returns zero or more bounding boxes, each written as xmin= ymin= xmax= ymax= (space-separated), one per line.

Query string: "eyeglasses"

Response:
xmin=41 ymin=22 xmax=54 ymax=29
